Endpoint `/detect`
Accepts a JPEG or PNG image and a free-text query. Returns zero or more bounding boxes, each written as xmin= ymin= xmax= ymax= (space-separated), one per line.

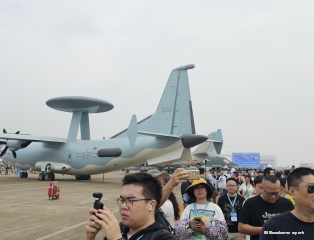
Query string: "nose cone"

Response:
xmin=181 ymin=134 xmax=208 ymax=148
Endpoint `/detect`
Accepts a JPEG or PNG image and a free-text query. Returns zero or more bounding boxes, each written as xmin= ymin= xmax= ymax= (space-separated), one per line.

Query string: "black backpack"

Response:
xmin=155 ymin=208 xmax=176 ymax=235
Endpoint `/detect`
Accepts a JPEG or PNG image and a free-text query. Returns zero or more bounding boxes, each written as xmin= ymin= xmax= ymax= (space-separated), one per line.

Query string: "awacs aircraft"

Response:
xmin=0 ymin=64 xmax=208 ymax=180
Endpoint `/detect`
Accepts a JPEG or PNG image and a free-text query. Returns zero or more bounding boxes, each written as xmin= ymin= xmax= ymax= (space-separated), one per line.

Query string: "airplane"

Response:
xmin=125 ymin=129 xmax=224 ymax=173
xmin=0 ymin=64 xmax=208 ymax=180
xmin=166 ymin=129 xmax=224 ymax=170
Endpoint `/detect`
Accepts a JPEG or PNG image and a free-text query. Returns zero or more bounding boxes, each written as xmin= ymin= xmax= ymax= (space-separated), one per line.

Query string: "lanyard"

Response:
xmin=194 ymin=201 xmax=209 ymax=218
xmin=227 ymin=193 xmax=237 ymax=212
xmin=122 ymin=232 xmax=143 ymax=240
xmin=244 ymin=183 xmax=251 ymax=196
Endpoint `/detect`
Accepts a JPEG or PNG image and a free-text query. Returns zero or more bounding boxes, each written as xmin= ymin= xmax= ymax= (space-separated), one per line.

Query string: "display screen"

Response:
xmin=232 ymin=153 xmax=260 ymax=168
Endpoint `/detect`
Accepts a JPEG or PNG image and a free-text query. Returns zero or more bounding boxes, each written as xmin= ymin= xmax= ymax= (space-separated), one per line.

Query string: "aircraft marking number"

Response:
xmin=162 ymin=107 xmax=172 ymax=113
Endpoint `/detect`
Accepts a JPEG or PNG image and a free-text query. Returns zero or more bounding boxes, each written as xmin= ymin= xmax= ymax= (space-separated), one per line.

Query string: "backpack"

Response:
xmin=155 ymin=208 xmax=176 ymax=235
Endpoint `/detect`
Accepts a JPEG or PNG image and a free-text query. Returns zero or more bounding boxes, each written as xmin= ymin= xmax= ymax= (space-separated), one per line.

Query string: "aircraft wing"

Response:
xmin=0 ymin=133 xmax=66 ymax=143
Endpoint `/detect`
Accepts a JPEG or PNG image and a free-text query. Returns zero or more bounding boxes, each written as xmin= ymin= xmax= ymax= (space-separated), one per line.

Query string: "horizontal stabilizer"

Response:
xmin=138 ymin=131 xmax=181 ymax=139
xmin=147 ymin=147 xmax=192 ymax=165
xmin=139 ymin=131 xmax=207 ymax=148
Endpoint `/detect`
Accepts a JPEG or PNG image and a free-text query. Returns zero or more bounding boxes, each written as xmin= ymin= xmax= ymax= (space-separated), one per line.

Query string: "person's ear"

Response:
xmin=149 ymin=200 xmax=157 ymax=211
xmin=289 ymin=187 xmax=296 ymax=199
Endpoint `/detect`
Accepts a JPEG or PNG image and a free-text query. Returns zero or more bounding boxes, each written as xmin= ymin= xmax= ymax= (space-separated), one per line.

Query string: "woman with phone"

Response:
xmin=175 ymin=178 xmax=228 ymax=240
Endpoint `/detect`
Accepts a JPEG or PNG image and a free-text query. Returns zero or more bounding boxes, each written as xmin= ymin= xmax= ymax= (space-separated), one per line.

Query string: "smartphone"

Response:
xmin=186 ymin=169 xmax=200 ymax=180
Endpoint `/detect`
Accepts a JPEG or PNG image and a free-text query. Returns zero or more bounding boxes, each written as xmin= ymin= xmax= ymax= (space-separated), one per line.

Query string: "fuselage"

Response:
xmin=2 ymin=135 xmax=184 ymax=175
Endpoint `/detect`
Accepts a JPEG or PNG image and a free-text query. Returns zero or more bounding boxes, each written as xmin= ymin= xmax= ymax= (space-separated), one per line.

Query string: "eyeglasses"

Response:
xmin=226 ymin=185 xmax=237 ymax=188
xmin=116 ymin=197 xmax=151 ymax=208
xmin=263 ymin=189 xmax=281 ymax=197
xmin=296 ymin=184 xmax=314 ymax=194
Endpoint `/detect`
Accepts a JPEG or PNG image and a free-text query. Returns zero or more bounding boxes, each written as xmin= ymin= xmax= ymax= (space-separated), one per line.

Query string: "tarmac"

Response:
xmin=0 ymin=171 xmax=182 ymax=240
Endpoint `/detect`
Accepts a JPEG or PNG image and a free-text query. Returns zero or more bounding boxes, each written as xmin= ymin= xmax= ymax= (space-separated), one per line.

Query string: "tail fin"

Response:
xmin=111 ymin=64 xmax=195 ymax=138
xmin=193 ymin=129 xmax=223 ymax=155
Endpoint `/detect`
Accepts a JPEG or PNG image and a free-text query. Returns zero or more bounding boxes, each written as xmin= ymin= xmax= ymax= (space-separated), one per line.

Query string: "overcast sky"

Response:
xmin=1 ymin=0 xmax=313 ymax=167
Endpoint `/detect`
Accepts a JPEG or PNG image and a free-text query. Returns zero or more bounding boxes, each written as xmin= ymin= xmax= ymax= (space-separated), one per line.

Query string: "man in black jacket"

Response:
xmin=85 ymin=170 xmax=188 ymax=240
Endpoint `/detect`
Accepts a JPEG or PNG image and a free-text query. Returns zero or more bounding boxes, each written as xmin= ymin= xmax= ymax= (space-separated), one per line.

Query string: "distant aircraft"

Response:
xmin=126 ymin=129 xmax=224 ymax=173
xmin=0 ymin=64 xmax=207 ymax=180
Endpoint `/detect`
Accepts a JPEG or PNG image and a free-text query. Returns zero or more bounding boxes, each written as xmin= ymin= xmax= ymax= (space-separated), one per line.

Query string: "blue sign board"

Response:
xmin=232 ymin=153 xmax=260 ymax=169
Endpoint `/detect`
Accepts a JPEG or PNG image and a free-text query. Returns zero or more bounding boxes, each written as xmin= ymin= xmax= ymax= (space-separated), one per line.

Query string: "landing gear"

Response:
xmin=38 ymin=171 xmax=55 ymax=181
xmin=20 ymin=172 xmax=28 ymax=178
xmin=75 ymin=175 xmax=90 ymax=180
xmin=38 ymin=172 xmax=45 ymax=181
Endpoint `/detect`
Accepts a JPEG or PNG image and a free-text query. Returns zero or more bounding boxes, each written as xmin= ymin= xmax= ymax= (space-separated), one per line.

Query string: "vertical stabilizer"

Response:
xmin=193 ymin=129 xmax=223 ymax=155
xmin=111 ymin=64 xmax=196 ymax=139
xmin=138 ymin=64 xmax=195 ymax=135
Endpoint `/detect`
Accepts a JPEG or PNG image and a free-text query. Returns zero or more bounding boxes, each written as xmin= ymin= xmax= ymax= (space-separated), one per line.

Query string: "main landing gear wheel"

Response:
xmin=38 ymin=172 xmax=45 ymax=181
xmin=19 ymin=172 xmax=28 ymax=178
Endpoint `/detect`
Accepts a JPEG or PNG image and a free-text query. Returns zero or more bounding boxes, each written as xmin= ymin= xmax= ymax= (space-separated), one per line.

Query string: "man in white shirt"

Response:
xmin=217 ymin=170 xmax=227 ymax=196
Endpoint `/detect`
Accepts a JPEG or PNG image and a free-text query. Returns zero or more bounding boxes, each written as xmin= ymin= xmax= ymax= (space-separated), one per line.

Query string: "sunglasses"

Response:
xmin=296 ymin=184 xmax=314 ymax=194
xmin=307 ymin=184 xmax=314 ymax=194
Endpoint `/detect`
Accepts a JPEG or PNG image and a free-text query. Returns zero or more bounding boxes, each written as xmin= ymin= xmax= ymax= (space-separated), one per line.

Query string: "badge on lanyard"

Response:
xmin=231 ymin=212 xmax=237 ymax=222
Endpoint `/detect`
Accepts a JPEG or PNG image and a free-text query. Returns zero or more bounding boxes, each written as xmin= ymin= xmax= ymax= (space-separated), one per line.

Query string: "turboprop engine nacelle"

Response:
xmin=6 ymin=139 xmax=30 ymax=151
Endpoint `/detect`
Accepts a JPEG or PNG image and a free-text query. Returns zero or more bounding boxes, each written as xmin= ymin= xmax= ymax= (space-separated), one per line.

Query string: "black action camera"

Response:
xmin=93 ymin=192 xmax=104 ymax=210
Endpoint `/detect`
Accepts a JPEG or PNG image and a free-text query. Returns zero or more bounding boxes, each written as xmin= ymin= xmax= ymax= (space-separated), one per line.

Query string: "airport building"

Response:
xmin=260 ymin=155 xmax=276 ymax=168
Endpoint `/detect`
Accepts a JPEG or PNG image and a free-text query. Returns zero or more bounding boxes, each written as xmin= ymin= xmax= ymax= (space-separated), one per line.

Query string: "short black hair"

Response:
xmin=275 ymin=172 xmax=282 ymax=179
xmin=287 ymin=167 xmax=314 ymax=189
xmin=199 ymin=167 xmax=205 ymax=174
xmin=263 ymin=167 xmax=273 ymax=176
xmin=279 ymin=177 xmax=287 ymax=187
xmin=263 ymin=175 xmax=278 ymax=184
xmin=254 ymin=175 xmax=263 ymax=186
xmin=284 ymin=169 xmax=291 ymax=176
xmin=122 ymin=173 xmax=162 ymax=209
xmin=226 ymin=178 xmax=237 ymax=185
xmin=232 ymin=171 xmax=239 ymax=178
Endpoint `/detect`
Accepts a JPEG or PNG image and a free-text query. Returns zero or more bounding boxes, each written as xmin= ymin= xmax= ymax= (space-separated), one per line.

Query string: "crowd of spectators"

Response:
xmin=85 ymin=165 xmax=313 ymax=240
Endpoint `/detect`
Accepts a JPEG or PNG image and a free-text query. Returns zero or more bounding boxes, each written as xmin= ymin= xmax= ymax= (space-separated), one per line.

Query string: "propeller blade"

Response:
xmin=3 ymin=129 xmax=7 ymax=133
xmin=21 ymin=141 xmax=32 ymax=148
xmin=12 ymin=151 xmax=17 ymax=159
xmin=0 ymin=146 xmax=8 ymax=157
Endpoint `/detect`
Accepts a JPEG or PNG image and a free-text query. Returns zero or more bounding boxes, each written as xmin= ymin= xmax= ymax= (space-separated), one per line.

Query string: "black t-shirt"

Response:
xmin=238 ymin=195 xmax=294 ymax=240
xmin=217 ymin=194 xmax=245 ymax=233
xmin=259 ymin=211 xmax=314 ymax=240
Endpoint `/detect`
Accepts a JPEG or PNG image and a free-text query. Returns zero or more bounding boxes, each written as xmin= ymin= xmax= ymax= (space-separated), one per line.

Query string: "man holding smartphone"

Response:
xmin=85 ymin=169 xmax=189 ymax=240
